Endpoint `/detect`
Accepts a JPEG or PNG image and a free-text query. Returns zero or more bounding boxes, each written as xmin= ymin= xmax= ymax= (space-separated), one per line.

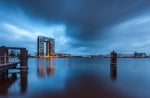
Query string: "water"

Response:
xmin=1 ymin=58 xmax=150 ymax=98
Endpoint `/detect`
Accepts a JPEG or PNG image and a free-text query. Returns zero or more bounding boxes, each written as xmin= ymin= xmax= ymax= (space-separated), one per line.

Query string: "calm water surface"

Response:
xmin=1 ymin=58 xmax=150 ymax=98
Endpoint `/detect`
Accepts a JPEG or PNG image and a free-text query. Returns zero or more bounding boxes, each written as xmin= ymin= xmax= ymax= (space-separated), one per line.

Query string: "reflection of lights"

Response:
xmin=37 ymin=65 xmax=46 ymax=77
xmin=37 ymin=57 xmax=54 ymax=78
xmin=47 ymin=57 xmax=54 ymax=76
xmin=47 ymin=66 xmax=54 ymax=76
xmin=37 ymin=58 xmax=46 ymax=77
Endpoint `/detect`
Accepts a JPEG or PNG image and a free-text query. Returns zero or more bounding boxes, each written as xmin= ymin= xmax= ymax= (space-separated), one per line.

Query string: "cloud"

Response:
xmin=103 ymin=13 xmax=150 ymax=53
xmin=0 ymin=0 xmax=150 ymax=54
xmin=2 ymin=0 xmax=150 ymax=41
xmin=0 ymin=20 xmax=71 ymax=54
xmin=3 ymin=23 xmax=35 ymax=40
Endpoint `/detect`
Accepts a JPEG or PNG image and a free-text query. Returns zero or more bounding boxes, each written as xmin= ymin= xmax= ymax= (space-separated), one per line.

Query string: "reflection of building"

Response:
xmin=37 ymin=36 xmax=55 ymax=58
xmin=37 ymin=58 xmax=54 ymax=77
xmin=0 ymin=72 xmax=28 ymax=95
xmin=0 ymin=74 xmax=17 ymax=95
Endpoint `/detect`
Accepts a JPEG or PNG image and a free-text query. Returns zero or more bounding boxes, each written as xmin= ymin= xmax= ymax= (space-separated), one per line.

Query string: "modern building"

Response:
xmin=37 ymin=36 xmax=55 ymax=58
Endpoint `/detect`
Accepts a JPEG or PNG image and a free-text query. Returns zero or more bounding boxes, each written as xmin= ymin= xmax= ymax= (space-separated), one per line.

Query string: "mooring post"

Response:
xmin=110 ymin=51 xmax=117 ymax=66
xmin=110 ymin=51 xmax=117 ymax=80
xmin=4 ymin=53 xmax=8 ymax=78
xmin=20 ymin=49 xmax=28 ymax=73
xmin=0 ymin=46 xmax=8 ymax=78
xmin=0 ymin=46 xmax=8 ymax=64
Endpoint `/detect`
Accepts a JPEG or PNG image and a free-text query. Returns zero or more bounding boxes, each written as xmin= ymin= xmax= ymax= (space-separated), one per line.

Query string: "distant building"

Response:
xmin=134 ymin=52 xmax=147 ymax=58
xmin=117 ymin=53 xmax=134 ymax=58
xmin=37 ymin=36 xmax=55 ymax=58
xmin=54 ymin=53 xmax=73 ymax=58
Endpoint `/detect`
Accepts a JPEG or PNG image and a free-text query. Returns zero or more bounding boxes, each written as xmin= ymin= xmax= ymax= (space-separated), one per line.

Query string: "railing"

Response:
xmin=0 ymin=56 xmax=20 ymax=65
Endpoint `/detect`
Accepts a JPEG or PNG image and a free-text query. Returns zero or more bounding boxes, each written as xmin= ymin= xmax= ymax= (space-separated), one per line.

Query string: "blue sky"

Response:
xmin=0 ymin=0 xmax=150 ymax=55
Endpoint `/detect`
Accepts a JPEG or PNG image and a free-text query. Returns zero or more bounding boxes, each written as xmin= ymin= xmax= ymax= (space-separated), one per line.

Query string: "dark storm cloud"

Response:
xmin=1 ymin=0 xmax=150 ymax=54
xmin=1 ymin=0 xmax=150 ymax=42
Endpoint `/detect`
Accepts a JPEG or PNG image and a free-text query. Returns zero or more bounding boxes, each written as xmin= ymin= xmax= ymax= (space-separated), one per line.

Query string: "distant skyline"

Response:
xmin=0 ymin=0 xmax=150 ymax=55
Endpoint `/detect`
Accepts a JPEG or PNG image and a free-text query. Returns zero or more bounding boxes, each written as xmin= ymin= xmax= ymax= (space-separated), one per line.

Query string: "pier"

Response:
xmin=0 ymin=62 xmax=20 ymax=71
xmin=0 ymin=46 xmax=28 ymax=78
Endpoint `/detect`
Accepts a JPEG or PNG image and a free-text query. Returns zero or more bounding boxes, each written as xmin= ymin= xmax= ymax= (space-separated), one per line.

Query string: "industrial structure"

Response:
xmin=37 ymin=36 xmax=55 ymax=58
xmin=0 ymin=46 xmax=28 ymax=78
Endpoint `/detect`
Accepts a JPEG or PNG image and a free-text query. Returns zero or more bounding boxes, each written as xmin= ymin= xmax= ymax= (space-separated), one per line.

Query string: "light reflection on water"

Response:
xmin=1 ymin=58 xmax=150 ymax=98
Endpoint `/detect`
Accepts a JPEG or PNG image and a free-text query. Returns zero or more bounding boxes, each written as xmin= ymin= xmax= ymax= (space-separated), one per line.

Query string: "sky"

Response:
xmin=0 ymin=0 xmax=150 ymax=55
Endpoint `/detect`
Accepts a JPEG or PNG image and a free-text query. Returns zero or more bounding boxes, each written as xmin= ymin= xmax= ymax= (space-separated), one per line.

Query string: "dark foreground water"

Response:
xmin=1 ymin=58 xmax=150 ymax=98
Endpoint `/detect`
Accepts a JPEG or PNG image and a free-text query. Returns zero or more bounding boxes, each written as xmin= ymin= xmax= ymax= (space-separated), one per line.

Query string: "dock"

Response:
xmin=0 ymin=62 xmax=20 ymax=71
xmin=0 ymin=46 xmax=28 ymax=78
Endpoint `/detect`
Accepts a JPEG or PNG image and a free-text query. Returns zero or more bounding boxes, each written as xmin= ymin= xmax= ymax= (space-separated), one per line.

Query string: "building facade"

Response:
xmin=37 ymin=36 xmax=55 ymax=57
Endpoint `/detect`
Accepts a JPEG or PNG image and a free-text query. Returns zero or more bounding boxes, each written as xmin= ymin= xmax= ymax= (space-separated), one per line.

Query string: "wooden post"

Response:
xmin=20 ymin=49 xmax=28 ymax=73
xmin=110 ymin=51 xmax=117 ymax=80
xmin=110 ymin=51 xmax=117 ymax=66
